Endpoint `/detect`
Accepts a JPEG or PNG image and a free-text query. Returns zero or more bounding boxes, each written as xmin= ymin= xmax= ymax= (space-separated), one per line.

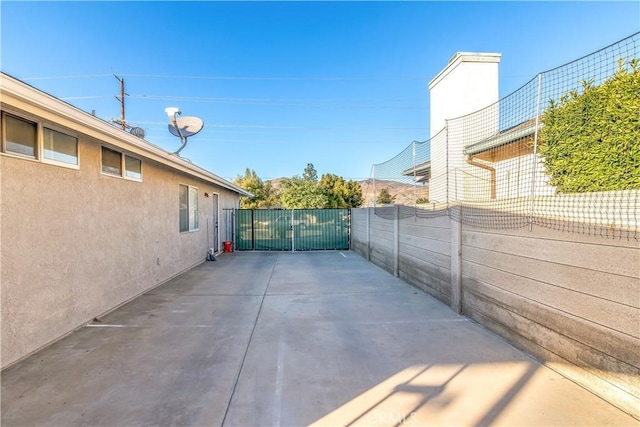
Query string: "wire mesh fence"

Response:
xmin=371 ymin=32 xmax=639 ymax=239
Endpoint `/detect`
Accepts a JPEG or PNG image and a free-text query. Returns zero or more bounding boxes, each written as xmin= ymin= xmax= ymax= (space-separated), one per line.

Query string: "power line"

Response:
xmin=59 ymin=95 xmax=114 ymax=100
xmin=22 ymin=72 xmax=537 ymax=82
xmin=21 ymin=74 xmax=113 ymax=80
xmin=134 ymin=121 xmax=428 ymax=131
xmin=147 ymin=136 xmax=426 ymax=145
xmin=21 ymin=73 xmax=431 ymax=81
xmin=127 ymin=94 xmax=426 ymax=109
xmin=59 ymin=94 xmax=427 ymax=110
xmin=118 ymin=73 xmax=431 ymax=81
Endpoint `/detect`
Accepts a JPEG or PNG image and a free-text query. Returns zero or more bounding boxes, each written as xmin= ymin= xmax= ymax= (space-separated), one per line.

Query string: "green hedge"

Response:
xmin=539 ymin=58 xmax=640 ymax=193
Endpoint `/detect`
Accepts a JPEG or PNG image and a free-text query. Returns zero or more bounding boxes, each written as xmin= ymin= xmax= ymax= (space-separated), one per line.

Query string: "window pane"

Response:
xmin=5 ymin=115 xmax=37 ymax=157
xmin=189 ymin=186 xmax=198 ymax=230
xmin=44 ymin=128 xmax=78 ymax=165
xmin=179 ymin=184 xmax=188 ymax=232
xmin=101 ymin=146 xmax=121 ymax=175
xmin=125 ymin=155 xmax=141 ymax=180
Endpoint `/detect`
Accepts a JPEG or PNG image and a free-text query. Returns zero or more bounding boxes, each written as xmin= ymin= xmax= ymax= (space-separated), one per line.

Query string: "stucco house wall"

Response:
xmin=0 ymin=74 xmax=249 ymax=369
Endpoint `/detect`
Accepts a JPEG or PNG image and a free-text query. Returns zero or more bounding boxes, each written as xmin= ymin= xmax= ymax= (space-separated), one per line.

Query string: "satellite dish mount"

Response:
xmin=164 ymin=107 xmax=204 ymax=156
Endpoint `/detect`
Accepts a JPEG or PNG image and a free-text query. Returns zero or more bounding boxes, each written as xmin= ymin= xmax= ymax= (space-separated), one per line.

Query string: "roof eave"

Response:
xmin=464 ymin=124 xmax=539 ymax=156
xmin=0 ymin=72 xmax=252 ymax=198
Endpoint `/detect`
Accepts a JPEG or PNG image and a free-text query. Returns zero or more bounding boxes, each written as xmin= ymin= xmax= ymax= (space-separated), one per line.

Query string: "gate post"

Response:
xmin=291 ymin=209 xmax=295 ymax=252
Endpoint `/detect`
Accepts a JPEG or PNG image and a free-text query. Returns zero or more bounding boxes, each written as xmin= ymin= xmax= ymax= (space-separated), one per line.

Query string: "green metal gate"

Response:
xmin=234 ymin=209 xmax=350 ymax=251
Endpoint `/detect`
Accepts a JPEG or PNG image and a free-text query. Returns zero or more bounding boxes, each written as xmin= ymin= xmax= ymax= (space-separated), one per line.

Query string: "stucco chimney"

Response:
xmin=428 ymin=52 xmax=501 ymax=138
xmin=427 ymin=52 xmax=501 ymax=204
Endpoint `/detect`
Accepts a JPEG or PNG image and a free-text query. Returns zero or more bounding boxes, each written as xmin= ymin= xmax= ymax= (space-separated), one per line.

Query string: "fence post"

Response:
xmin=412 ymin=140 xmax=417 ymax=210
xmin=231 ymin=209 xmax=236 ymax=251
xmin=529 ymin=73 xmax=543 ymax=231
xmin=394 ymin=204 xmax=400 ymax=277
xmin=251 ymin=209 xmax=255 ymax=251
xmin=450 ymin=206 xmax=462 ymax=314
xmin=366 ymin=207 xmax=371 ymax=261
xmin=372 ymin=165 xmax=376 ymax=207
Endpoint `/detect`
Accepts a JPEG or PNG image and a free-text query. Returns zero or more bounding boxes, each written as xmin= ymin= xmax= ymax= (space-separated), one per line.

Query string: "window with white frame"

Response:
xmin=125 ymin=154 xmax=142 ymax=180
xmin=1 ymin=111 xmax=79 ymax=168
xmin=179 ymin=184 xmax=199 ymax=232
xmin=43 ymin=128 xmax=78 ymax=165
xmin=4 ymin=114 xmax=37 ymax=157
xmin=101 ymin=146 xmax=142 ymax=181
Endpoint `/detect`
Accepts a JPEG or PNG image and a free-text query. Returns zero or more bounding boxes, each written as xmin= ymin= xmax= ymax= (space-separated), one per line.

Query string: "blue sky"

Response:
xmin=1 ymin=1 xmax=638 ymax=182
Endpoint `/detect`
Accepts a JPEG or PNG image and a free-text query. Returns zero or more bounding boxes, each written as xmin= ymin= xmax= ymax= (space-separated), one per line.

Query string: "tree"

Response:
xmin=261 ymin=181 xmax=280 ymax=208
xmin=377 ymin=187 xmax=396 ymax=205
xmin=234 ymin=163 xmax=362 ymax=210
xmin=319 ymin=173 xmax=363 ymax=208
xmin=279 ymin=176 xmax=328 ymax=209
xmin=303 ymin=163 xmax=318 ymax=183
xmin=234 ymin=168 xmax=280 ymax=209
xmin=344 ymin=179 xmax=364 ymax=208
xmin=539 ymin=58 xmax=640 ymax=193
xmin=234 ymin=168 xmax=263 ymax=209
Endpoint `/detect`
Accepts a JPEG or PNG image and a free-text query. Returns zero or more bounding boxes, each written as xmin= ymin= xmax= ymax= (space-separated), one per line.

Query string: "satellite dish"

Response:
xmin=129 ymin=127 xmax=146 ymax=138
xmin=168 ymin=116 xmax=204 ymax=138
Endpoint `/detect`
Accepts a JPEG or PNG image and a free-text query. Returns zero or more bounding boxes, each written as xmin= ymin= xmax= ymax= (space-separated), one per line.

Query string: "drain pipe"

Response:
xmin=466 ymin=155 xmax=496 ymax=199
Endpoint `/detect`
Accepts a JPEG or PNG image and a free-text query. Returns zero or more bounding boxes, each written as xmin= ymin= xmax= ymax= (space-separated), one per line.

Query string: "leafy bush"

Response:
xmin=539 ymin=58 xmax=640 ymax=193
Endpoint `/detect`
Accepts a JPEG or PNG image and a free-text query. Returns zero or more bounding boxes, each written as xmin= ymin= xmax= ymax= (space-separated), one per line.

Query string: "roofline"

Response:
xmin=464 ymin=122 xmax=539 ymax=156
xmin=0 ymin=72 xmax=252 ymax=198
xmin=401 ymin=160 xmax=431 ymax=177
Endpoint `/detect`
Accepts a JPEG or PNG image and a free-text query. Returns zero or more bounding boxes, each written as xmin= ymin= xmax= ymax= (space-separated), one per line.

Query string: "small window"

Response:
xmin=125 ymin=155 xmax=142 ymax=180
xmin=179 ymin=184 xmax=198 ymax=232
xmin=189 ymin=186 xmax=199 ymax=230
xmin=101 ymin=146 xmax=142 ymax=181
xmin=101 ymin=146 xmax=122 ymax=176
xmin=1 ymin=111 xmax=79 ymax=169
xmin=5 ymin=114 xmax=37 ymax=157
xmin=44 ymin=128 xmax=78 ymax=165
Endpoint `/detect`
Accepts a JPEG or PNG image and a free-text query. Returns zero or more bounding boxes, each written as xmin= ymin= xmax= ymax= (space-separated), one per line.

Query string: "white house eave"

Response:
xmin=0 ymin=73 xmax=252 ymax=198
xmin=464 ymin=123 xmax=539 ymax=156
xmin=401 ymin=160 xmax=431 ymax=177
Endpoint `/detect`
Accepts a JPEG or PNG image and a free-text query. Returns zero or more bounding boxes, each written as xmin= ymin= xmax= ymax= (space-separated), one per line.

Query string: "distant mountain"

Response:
xmin=265 ymin=177 xmax=287 ymax=192
xmin=358 ymin=178 xmax=429 ymax=207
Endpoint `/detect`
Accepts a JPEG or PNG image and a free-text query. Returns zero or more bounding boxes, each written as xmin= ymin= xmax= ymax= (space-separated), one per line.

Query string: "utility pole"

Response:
xmin=112 ymin=74 xmax=128 ymax=130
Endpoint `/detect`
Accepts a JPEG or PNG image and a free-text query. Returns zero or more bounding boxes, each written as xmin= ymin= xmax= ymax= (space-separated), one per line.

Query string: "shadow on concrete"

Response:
xmin=2 ymin=252 xmax=637 ymax=427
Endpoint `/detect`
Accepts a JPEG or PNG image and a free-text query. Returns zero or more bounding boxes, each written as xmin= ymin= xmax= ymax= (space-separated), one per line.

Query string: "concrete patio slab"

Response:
xmin=2 ymin=251 xmax=637 ymax=426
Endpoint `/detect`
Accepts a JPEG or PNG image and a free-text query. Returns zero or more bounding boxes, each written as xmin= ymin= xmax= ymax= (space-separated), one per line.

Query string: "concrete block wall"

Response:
xmin=350 ymin=207 xmax=640 ymax=419
xmin=460 ymin=225 xmax=639 ymax=419
xmin=349 ymin=208 xmax=369 ymax=258
xmin=368 ymin=207 xmax=397 ymax=276
xmin=398 ymin=214 xmax=452 ymax=305
xmin=351 ymin=208 xmax=452 ymax=304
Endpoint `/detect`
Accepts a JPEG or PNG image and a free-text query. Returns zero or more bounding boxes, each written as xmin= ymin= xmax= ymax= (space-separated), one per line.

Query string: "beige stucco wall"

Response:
xmin=1 ymin=112 xmax=241 ymax=369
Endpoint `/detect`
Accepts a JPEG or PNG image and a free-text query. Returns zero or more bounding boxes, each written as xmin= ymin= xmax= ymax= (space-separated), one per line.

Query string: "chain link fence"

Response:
xmin=371 ymin=32 xmax=639 ymax=239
